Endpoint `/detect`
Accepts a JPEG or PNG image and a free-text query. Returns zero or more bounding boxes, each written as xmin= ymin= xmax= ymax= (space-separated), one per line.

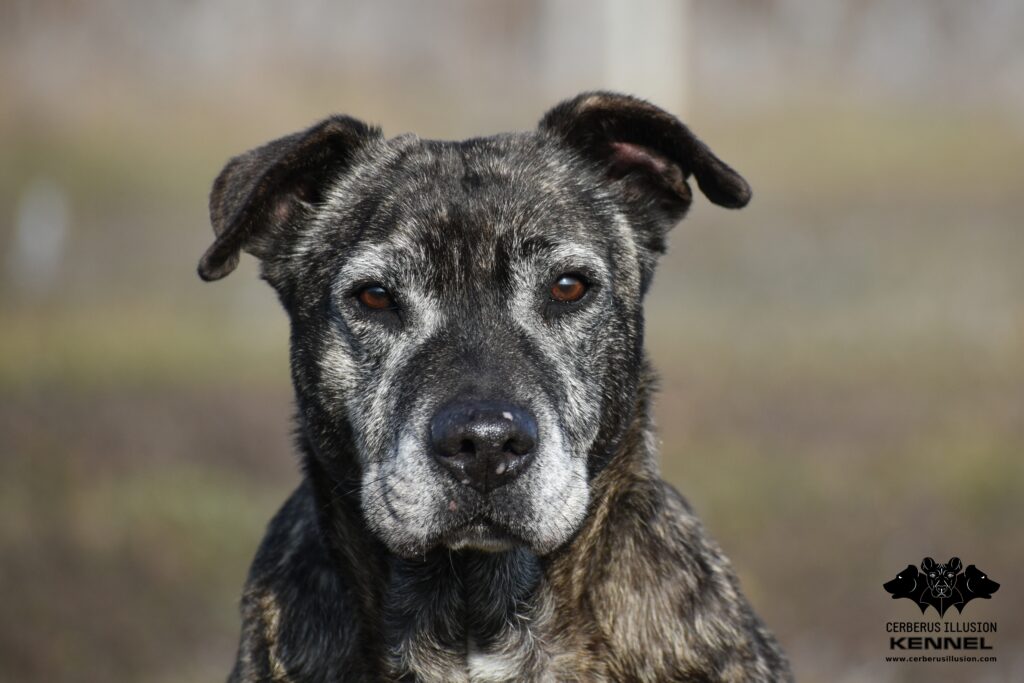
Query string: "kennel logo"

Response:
xmin=883 ymin=557 xmax=1000 ymax=617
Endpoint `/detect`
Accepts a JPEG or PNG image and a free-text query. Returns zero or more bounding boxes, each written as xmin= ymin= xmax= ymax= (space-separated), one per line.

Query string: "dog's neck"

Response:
xmin=381 ymin=548 xmax=546 ymax=677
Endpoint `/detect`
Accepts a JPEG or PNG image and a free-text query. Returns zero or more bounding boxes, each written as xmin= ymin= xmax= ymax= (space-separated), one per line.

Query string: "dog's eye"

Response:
xmin=550 ymin=274 xmax=588 ymax=303
xmin=356 ymin=284 xmax=395 ymax=310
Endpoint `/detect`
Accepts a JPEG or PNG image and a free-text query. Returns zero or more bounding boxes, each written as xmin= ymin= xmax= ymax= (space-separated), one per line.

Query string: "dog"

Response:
xmin=199 ymin=92 xmax=792 ymax=682
xmin=883 ymin=565 xmax=926 ymax=612
xmin=954 ymin=564 xmax=1000 ymax=613
xmin=918 ymin=556 xmax=964 ymax=616
xmin=921 ymin=556 xmax=961 ymax=600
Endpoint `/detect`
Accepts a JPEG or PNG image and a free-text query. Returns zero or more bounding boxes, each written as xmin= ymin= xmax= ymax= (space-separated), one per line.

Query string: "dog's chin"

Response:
xmin=381 ymin=512 xmax=579 ymax=558
xmin=442 ymin=521 xmax=521 ymax=553
xmin=374 ymin=514 xmax=525 ymax=558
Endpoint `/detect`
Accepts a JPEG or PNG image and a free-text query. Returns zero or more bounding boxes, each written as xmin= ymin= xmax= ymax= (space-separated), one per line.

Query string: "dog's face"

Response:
xmin=305 ymin=135 xmax=643 ymax=557
xmin=921 ymin=557 xmax=961 ymax=598
xmin=883 ymin=565 xmax=919 ymax=599
xmin=963 ymin=565 xmax=999 ymax=599
xmin=199 ymin=93 xmax=750 ymax=557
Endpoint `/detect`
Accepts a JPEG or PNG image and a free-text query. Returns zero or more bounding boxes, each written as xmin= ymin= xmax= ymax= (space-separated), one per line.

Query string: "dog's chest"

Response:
xmin=391 ymin=619 xmax=557 ymax=683
xmin=387 ymin=588 xmax=565 ymax=683
xmin=383 ymin=549 xmax=567 ymax=681
xmin=466 ymin=639 xmax=534 ymax=682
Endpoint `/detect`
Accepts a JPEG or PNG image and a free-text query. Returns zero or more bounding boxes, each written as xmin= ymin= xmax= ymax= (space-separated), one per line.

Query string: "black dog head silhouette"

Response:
xmin=957 ymin=564 xmax=1000 ymax=608
xmin=883 ymin=565 xmax=922 ymax=605
xmin=922 ymin=557 xmax=961 ymax=599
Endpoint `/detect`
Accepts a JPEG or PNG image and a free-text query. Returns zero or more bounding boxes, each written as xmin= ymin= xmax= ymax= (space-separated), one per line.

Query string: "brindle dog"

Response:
xmin=199 ymin=92 xmax=792 ymax=682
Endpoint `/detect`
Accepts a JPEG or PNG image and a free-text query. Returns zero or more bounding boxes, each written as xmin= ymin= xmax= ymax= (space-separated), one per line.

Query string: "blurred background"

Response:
xmin=2 ymin=1 xmax=1022 ymax=681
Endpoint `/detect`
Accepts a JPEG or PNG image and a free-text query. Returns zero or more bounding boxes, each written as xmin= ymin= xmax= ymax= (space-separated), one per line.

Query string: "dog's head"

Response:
xmin=198 ymin=92 xmax=750 ymax=558
xmin=921 ymin=557 xmax=961 ymax=598
xmin=962 ymin=565 xmax=999 ymax=600
xmin=883 ymin=565 xmax=919 ymax=600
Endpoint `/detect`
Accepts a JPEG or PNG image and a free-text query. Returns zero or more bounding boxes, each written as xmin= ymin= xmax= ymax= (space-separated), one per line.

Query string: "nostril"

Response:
xmin=503 ymin=438 xmax=531 ymax=456
xmin=458 ymin=439 xmax=476 ymax=456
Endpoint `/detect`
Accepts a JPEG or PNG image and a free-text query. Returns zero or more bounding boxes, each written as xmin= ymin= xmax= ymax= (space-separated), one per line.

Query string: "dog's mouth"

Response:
xmin=442 ymin=518 xmax=523 ymax=553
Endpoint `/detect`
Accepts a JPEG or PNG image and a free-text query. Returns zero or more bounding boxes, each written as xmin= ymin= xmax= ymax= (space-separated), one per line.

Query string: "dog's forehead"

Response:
xmin=331 ymin=133 xmax=620 ymax=281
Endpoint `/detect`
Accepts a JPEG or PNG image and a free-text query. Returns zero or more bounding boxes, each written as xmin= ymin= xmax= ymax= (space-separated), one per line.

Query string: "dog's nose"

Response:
xmin=429 ymin=400 xmax=537 ymax=494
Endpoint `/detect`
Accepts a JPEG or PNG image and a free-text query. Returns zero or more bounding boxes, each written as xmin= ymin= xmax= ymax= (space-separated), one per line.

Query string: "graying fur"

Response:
xmin=200 ymin=92 xmax=792 ymax=682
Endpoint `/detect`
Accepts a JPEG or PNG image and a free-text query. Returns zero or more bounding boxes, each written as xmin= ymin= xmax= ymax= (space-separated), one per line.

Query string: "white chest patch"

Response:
xmin=467 ymin=641 xmax=525 ymax=683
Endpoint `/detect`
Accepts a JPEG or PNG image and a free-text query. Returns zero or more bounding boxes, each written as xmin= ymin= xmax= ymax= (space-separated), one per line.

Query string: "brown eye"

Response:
xmin=356 ymin=284 xmax=394 ymax=310
xmin=550 ymin=274 xmax=587 ymax=303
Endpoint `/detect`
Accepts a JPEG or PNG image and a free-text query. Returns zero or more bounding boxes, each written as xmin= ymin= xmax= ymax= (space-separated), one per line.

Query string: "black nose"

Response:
xmin=429 ymin=400 xmax=537 ymax=494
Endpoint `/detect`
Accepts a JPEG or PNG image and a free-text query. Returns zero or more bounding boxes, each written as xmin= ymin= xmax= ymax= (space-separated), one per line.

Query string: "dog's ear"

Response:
xmin=539 ymin=92 xmax=750 ymax=226
xmin=947 ymin=557 xmax=962 ymax=573
xmin=921 ymin=557 xmax=937 ymax=572
xmin=198 ymin=115 xmax=381 ymax=282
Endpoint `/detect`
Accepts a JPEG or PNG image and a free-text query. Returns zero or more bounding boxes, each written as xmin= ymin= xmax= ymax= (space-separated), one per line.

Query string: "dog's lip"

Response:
xmin=442 ymin=518 xmax=522 ymax=551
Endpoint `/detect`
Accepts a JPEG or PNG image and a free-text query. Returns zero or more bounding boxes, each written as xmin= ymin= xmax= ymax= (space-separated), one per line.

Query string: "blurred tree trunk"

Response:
xmin=602 ymin=0 xmax=691 ymax=116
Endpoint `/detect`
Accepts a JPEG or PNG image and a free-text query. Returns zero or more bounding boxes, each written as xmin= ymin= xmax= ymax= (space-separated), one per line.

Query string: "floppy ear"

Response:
xmin=539 ymin=91 xmax=751 ymax=226
xmin=198 ymin=115 xmax=380 ymax=282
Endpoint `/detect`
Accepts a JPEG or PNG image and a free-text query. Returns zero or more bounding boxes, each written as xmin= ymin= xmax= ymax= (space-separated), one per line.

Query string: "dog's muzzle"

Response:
xmin=429 ymin=400 xmax=537 ymax=494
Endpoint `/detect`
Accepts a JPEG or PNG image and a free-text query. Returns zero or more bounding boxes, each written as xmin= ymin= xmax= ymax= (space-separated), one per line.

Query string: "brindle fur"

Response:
xmin=200 ymin=92 xmax=792 ymax=682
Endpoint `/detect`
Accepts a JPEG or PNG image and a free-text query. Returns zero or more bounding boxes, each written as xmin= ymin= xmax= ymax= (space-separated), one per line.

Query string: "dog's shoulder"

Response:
xmin=229 ymin=482 xmax=370 ymax=682
xmin=563 ymin=477 xmax=792 ymax=682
